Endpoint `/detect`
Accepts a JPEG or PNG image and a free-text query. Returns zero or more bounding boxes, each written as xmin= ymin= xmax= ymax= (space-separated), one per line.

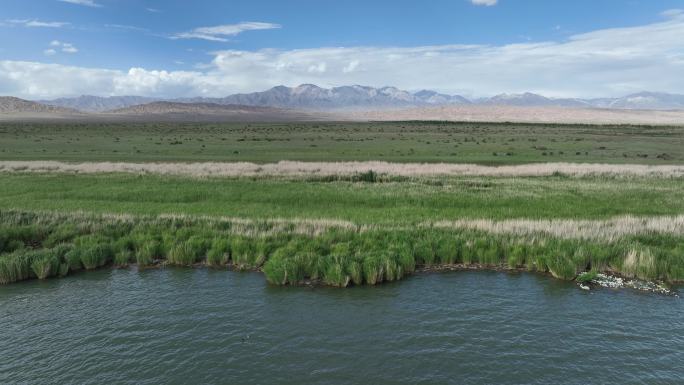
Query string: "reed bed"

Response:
xmin=431 ymin=216 xmax=684 ymax=241
xmin=1 ymin=210 xmax=683 ymax=286
xmin=3 ymin=161 xmax=684 ymax=178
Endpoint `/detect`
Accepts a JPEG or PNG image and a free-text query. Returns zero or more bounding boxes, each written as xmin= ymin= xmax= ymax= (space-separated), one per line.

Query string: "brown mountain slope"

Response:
xmin=0 ymin=96 xmax=80 ymax=114
xmin=105 ymin=101 xmax=323 ymax=121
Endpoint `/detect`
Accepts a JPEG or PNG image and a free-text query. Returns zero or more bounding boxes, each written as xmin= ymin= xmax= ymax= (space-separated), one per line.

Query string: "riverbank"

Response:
xmin=1 ymin=210 xmax=683 ymax=289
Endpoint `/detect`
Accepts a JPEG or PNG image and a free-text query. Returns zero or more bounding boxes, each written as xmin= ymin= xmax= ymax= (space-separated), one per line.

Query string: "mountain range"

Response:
xmin=4 ymin=93 xmax=684 ymax=125
xmin=106 ymin=101 xmax=318 ymax=121
xmin=0 ymin=96 xmax=80 ymax=114
xmin=34 ymin=85 xmax=684 ymax=112
xmin=0 ymin=97 xmax=318 ymax=122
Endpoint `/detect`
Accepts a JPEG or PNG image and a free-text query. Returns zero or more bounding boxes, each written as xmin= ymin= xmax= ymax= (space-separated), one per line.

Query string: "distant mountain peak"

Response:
xmin=30 ymin=85 xmax=684 ymax=112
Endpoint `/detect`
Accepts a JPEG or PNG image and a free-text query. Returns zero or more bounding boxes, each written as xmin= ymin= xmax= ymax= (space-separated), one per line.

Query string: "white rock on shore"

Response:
xmin=589 ymin=273 xmax=677 ymax=296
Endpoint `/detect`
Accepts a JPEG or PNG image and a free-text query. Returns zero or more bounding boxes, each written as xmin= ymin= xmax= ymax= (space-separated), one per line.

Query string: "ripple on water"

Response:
xmin=0 ymin=269 xmax=682 ymax=385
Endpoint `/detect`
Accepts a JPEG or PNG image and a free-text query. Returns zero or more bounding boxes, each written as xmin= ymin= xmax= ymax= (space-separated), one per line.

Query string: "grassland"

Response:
xmin=1 ymin=121 xmax=683 ymax=164
xmin=1 ymin=121 xmax=683 ymax=287
xmin=1 ymin=173 xmax=684 ymax=223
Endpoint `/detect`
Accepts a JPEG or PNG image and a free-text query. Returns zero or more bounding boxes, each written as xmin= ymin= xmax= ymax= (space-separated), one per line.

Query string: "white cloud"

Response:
xmin=342 ymin=60 xmax=360 ymax=73
xmin=2 ymin=14 xmax=684 ymax=99
xmin=61 ymin=43 xmax=78 ymax=53
xmin=307 ymin=63 xmax=327 ymax=73
xmin=6 ymin=19 xmax=69 ymax=28
xmin=471 ymin=0 xmax=497 ymax=6
xmin=105 ymin=24 xmax=148 ymax=32
xmin=661 ymin=9 xmax=683 ymax=19
xmin=44 ymin=41 xmax=78 ymax=55
xmin=172 ymin=22 xmax=281 ymax=42
xmin=58 ymin=0 xmax=102 ymax=8
xmin=26 ymin=20 xmax=69 ymax=27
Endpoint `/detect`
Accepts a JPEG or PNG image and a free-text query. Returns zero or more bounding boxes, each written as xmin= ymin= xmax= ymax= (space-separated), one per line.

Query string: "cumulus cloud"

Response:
xmin=471 ymin=0 xmax=497 ymax=6
xmin=0 ymin=61 xmax=120 ymax=98
xmin=58 ymin=0 xmax=102 ymax=7
xmin=1 ymin=14 xmax=684 ymax=99
xmin=172 ymin=22 xmax=281 ymax=42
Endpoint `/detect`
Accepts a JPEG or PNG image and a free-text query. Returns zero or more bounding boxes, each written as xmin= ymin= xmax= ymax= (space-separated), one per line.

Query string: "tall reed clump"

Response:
xmin=80 ymin=244 xmax=113 ymax=270
xmin=0 ymin=252 xmax=32 ymax=284
xmin=168 ymin=242 xmax=195 ymax=266
xmin=114 ymin=250 xmax=132 ymax=267
xmin=651 ymin=241 xmax=684 ymax=282
xmin=65 ymin=249 xmax=83 ymax=272
xmin=136 ymin=240 xmax=160 ymax=267
xmin=413 ymin=235 xmax=437 ymax=266
xmin=206 ymin=238 xmax=230 ymax=266
xmin=231 ymin=236 xmax=280 ymax=270
xmin=507 ymin=243 xmax=528 ymax=268
xmin=262 ymin=239 xmax=320 ymax=285
xmin=30 ymin=250 xmax=60 ymax=279
xmin=427 ymin=233 xmax=458 ymax=265
xmin=52 ymin=244 xmax=72 ymax=277
xmin=617 ymin=243 xmax=657 ymax=280
xmin=321 ymin=254 xmax=351 ymax=287
xmin=328 ymin=242 xmax=363 ymax=286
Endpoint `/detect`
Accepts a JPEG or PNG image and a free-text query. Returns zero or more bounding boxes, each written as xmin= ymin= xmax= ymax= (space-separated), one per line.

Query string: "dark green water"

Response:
xmin=1 ymin=269 xmax=682 ymax=385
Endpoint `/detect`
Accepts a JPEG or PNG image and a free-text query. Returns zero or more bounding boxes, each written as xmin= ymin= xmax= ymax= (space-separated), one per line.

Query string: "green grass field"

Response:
xmin=1 ymin=121 xmax=683 ymax=164
xmin=1 ymin=121 xmax=683 ymax=287
xmin=1 ymin=173 xmax=683 ymax=223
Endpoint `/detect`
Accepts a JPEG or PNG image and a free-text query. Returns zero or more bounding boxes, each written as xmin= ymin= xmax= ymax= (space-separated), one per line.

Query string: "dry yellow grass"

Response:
xmin=2 ymin=160 xmax=684 ymax=178
xmin=431 ymin=215 xmax=684 ymax=241
xmin=5 ymin=209 xmax=683 ymax=241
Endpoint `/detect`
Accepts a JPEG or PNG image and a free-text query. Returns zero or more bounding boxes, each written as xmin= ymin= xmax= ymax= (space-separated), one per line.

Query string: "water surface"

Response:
xmin=1 ymin=269 xmax=682 ymax=385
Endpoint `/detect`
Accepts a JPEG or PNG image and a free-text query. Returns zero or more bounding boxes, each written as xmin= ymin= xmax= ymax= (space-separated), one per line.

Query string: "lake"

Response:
xmin=1 ymin=268 xmax=682 ymax=385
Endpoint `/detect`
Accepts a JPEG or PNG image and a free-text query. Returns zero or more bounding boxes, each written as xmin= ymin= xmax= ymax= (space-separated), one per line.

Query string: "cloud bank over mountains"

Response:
xmin=1 ymin=11 xmax=683 ymax=99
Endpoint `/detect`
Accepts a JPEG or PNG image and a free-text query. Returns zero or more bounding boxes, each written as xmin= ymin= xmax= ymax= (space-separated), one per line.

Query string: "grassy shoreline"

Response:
xmin=1 ymin=210 xmax=683 ymax=287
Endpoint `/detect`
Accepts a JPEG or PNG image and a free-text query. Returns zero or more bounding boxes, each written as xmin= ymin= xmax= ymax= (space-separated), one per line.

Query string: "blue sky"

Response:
xmin=1 ymin=0 xmax=684 ymax=98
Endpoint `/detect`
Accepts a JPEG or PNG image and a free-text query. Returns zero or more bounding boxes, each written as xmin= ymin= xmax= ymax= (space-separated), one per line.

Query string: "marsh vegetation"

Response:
xmin=1 ymin=210 xmax=683 ymax=286
xmin=1 ymin=121 xmax=682 ymax=288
